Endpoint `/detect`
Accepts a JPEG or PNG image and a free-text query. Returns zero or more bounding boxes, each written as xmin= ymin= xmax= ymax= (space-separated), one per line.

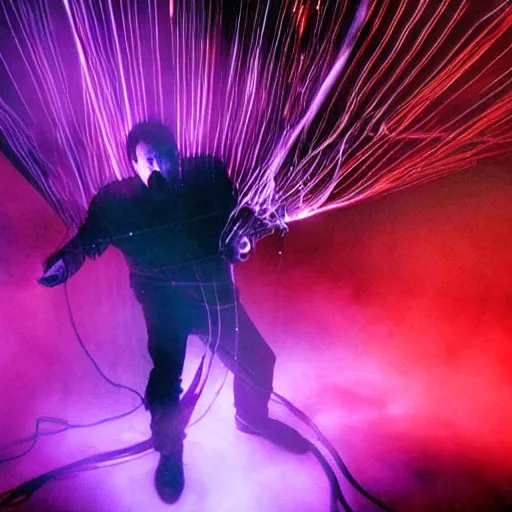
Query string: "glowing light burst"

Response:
xmin=0 ymin=0 xmax=511 ymax=227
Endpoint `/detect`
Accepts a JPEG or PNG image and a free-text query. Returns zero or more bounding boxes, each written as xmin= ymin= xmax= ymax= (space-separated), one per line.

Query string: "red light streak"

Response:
xmin=0 ymin=0 xmax=510 ymax=226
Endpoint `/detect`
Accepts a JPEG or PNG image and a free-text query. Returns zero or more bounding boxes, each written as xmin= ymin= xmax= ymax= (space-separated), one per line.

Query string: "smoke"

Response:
xmin=1 ymin=156 xmax=512 ymax=510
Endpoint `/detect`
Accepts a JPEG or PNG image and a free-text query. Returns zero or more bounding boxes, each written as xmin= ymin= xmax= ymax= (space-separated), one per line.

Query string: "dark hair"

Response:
xmin=126 ymin=121 xmax=178 ymax=162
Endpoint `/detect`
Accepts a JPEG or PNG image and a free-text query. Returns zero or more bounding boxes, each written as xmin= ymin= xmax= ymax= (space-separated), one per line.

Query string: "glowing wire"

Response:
xmin=0 ymin=0 xmax=510 ymax=226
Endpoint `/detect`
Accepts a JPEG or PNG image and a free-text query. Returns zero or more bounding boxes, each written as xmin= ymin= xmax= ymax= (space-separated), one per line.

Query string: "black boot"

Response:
xmin=154 ymin=442 xmax=185 ymax=504
xmin=235 ymin=415 xmax=310 ymax=454
xmin=151 ymin=407 xmax=186 ymax=504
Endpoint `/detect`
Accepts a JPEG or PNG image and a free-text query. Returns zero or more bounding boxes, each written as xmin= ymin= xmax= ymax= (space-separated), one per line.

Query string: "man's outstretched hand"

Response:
xmin=37 ymin=236 xmax=87 ymax=287
xmin=37 ymin=259 xmax=67 ymax=287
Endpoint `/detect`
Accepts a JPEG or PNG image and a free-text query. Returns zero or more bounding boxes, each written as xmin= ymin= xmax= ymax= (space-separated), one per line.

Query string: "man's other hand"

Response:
xmin=221 ymin=235 xmax=252 ymax=263
xmin=37 ymin=259 xmax=67 ymax=287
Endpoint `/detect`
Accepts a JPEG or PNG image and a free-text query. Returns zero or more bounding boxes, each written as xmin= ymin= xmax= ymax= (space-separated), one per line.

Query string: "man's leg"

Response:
xmin=135 ymin=284 xmax=191 ymax=503
xmin=196 ymin=299 xmax=309 ymax=454
xmin=221 ymin=303 xmax=276 ymax=425
xmin=195 ymin=298 xmax=275 ymax=423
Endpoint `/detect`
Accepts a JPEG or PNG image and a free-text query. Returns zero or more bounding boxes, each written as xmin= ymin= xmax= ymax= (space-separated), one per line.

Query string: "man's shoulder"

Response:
xmin=182 ymin=155 xmax=226 ymax=171
xmin=181 ymin=155 xmax=229 ymax=184
xmin=95 ymin=176 xmax=143 ymax=202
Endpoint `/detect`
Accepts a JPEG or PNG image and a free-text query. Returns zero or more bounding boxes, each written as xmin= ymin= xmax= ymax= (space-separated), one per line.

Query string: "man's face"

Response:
xmin=132 ymin=140 xmax=178 ymax=185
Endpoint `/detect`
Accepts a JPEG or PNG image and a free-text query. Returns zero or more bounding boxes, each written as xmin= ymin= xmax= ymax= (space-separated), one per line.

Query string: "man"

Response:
xmin=38 ymin=121 xmax=308 ymax=504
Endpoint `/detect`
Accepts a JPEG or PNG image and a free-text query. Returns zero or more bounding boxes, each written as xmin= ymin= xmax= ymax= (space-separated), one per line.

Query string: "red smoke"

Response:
xmin=1 ymin=156 xmax=511 ymax=511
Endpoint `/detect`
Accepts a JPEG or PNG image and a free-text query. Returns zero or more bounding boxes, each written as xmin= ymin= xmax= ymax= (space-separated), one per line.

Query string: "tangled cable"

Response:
xmin=0 ymin=221 xmax=394 ymax=512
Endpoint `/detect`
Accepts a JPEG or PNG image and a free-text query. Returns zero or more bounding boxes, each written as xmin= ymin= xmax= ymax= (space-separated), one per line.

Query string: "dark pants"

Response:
xmin=133 ymin=274 xmax=276 ymax=448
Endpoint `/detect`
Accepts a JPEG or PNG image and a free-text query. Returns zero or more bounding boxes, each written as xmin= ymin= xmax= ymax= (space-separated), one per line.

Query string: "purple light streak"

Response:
xmin=0 ymin=0 xmax=511 ymax=228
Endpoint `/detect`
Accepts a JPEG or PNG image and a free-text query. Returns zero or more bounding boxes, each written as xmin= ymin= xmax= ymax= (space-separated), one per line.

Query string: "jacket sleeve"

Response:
xmin=38 ymin=192 xmax=111 ymax=287
xmin=207 ymin=157 xmax=238 ymax=215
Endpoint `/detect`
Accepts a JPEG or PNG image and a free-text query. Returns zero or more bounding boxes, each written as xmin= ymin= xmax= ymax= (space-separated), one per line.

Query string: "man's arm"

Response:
xmin=205 ymin=156 xmax=238 ymax=214
xmin=38 ymin=193 xmax=111 ymax=287
xmin=219 ymin=204 xmax=288 ymax=263
xmin=190 ymin=156 xmax=287 ymax=263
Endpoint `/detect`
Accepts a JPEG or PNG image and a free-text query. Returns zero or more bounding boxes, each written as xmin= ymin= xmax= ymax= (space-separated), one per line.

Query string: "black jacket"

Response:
xmin=44 ymin=156 xmax=237 ymax=294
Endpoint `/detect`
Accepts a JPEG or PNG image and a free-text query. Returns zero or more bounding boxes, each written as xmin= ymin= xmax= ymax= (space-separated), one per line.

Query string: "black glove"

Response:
xmin=38 ymin=258 xmax=68 ymax=287
xmin=38 ymin=237 xmax=86 ymax=287
xmin=220 ymin=206 xmax=288 ymax=263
